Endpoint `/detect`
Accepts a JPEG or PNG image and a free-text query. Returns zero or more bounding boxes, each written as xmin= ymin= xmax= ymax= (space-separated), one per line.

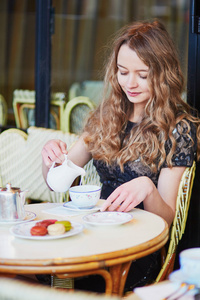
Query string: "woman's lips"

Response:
xmin=127 ymin=91 xmax=141 ymax=97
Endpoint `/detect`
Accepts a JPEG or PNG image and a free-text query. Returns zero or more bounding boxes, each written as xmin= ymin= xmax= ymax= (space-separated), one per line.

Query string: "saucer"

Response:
xmin=82 ymin=211 xmax=133 ymax=226
xmin=63 ymin=201 xmax=101 ymax=212
xmin=169 ymin=269 xmax=200 ymax=288
xmin=0 ymin=211 xmax=36 ymax=225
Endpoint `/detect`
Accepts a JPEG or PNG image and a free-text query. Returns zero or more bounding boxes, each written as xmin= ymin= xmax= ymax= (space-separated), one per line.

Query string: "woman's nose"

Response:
xmin=126 ymin=75 xmax=138 ymax=88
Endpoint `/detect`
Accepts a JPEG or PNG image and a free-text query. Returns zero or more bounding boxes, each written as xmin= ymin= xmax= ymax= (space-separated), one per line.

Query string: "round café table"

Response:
xmin=0 ymin=201 xmax=168 ymax=296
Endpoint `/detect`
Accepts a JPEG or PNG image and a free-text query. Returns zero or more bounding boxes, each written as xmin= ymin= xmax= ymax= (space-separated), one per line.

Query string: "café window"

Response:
xmin=0 ymin=0 xmax=191 ymax=130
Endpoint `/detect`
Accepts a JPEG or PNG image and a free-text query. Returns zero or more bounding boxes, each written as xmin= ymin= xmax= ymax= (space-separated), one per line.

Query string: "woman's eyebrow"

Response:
xmin=117 ymin=64 xmax=127 ymax=69
xmin=117 ymin=64 xmax=149 ymax=72
xmin=137 ymin=69 xmax=149 ymax=72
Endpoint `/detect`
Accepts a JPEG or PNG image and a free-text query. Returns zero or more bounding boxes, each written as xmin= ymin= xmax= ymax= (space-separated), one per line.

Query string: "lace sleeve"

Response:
xmin=164 ymin=121 xmax=197 ymax=167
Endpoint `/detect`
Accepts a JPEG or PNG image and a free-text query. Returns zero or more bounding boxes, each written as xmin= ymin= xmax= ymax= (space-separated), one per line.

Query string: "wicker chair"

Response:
xmin=62 ymin=96 xmax=95 ymax=134
xmin=69 ymin=80 xmax=104 ymax=106
xmin=155 ymin=161 xmax=196 ymax=282
xmin=13 ymin=89 xmax=66 ymax=130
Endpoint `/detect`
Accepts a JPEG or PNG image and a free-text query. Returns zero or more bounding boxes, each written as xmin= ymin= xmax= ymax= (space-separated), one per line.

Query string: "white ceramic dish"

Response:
xmin=0 ymin=211 xmax=36 ymax=225
xmin=10 ymin=220 xmax=84 ymax=240
xmin=82 ymin=211 xmax=133 ymax=226
xmin=63 ymin=201 xmax=101 ymax=212
xmin=169 ymin=270 xmax=200 ymax=288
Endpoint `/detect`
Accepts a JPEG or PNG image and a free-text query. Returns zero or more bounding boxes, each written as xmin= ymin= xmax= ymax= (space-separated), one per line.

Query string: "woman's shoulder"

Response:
xmin=174 ymin=118 xmax=197 ymax=141
xmin=169 ymin=118 xmax=197 ymax=167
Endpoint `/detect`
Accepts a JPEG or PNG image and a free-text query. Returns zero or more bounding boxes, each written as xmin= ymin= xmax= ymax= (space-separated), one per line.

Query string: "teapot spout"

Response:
xmin=67 ymin=160 xmax=86 ymax=178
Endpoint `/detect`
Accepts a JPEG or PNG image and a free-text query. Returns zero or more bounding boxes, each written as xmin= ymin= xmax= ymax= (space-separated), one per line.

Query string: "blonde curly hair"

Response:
xmin=84 ymin=20 xmax=200 ymax=172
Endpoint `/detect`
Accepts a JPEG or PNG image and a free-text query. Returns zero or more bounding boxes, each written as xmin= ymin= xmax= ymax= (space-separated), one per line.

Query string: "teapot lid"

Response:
xmin=0 ymin=183 xmax=21 ymax=193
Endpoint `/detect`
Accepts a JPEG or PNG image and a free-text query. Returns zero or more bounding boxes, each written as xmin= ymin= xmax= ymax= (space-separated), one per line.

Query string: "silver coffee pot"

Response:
xmin=0 ymin=183 xmax=27 ymax=221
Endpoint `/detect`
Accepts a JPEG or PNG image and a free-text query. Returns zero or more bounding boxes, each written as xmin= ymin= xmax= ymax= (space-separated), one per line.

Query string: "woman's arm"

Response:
xmin=100 ymin=166 xmax=186 ymax=227
xmin=41 ymin=134 xmax=92 ymax=185
xmin=144 ymin=166 xmax=186 ymax=226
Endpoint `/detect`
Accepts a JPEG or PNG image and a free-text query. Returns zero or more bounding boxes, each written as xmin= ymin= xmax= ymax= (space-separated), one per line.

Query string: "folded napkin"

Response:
xmin=42 ymin=206 xmax=84 ymax=217
xmin=133 ymin=281 xmax=195 ymax=300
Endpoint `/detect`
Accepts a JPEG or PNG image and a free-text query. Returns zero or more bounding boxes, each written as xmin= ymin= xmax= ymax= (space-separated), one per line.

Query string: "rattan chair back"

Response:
xmin=155 ymin=161 xmax=196 ymax=282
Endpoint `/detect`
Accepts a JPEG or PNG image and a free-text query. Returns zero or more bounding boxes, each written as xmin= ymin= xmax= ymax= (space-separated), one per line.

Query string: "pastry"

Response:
xmin=36 ymin=219 xmax=57 ymax=228
xmin=55 ymin=220 xmax=71 ymax=231
xmin=47 ymin=223 xmax=65 ymax=236
xmin=30 ymin=225 xmax=48 ymax=236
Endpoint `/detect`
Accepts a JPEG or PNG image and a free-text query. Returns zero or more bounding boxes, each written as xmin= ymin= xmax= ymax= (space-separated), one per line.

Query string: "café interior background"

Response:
xmin=0 ymin=0 xmax=189 ymax=125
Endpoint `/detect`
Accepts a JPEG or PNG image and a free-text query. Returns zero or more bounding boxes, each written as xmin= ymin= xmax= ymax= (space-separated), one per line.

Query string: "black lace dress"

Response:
xmin=94 ymin=121 xmax=196 ymax=203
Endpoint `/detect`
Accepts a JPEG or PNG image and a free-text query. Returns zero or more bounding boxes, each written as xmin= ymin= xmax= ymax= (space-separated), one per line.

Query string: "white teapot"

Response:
xmin=47 ymin=155 xmax=86 ymax=192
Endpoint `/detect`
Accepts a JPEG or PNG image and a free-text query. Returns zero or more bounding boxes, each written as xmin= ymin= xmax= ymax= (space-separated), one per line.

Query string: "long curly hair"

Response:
xmin=84 ymin=20 xmax=200 ymax=172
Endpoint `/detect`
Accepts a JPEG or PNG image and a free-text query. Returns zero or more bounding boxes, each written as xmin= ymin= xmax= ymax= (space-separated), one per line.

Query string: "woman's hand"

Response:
xmin=41 ymin=135 xmax=92 ymax=187
xmin=100 ymin=176 xmax=154 ymax=212
xmin=100 ymin=167 xmax=186 ymax=227
xmin=41 ymin=139 xmax=68 ymax=168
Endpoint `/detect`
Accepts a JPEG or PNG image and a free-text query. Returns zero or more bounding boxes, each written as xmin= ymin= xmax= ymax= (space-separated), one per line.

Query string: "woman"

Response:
xmin=42 ymin=20 xmax=200 ymax=291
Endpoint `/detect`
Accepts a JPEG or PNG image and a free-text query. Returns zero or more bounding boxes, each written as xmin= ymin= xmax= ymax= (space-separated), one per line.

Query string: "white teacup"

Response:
xmin=69 ymin=185 xmax=101 ymax=209
xmin=47 ymin=155 xmax=86 ymax=192
xmin=179 ymin=248 xmax=200 ymax=286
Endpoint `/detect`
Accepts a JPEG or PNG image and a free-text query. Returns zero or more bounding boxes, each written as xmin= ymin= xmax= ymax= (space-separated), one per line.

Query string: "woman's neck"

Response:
xmin=129 ymin=104 xmax=145 ymax=123
xmin=129 ymin=114 xmax=142 ymax=123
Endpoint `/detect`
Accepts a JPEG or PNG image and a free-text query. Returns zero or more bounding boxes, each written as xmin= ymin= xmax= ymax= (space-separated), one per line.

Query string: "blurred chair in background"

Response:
xmin=69 ymin=81 xmax=104 ymax=106
xmin=62 ymin=96 xmax=95 ymax=134
xmin=13 ymin=89 xmax=66 ymax=130
xmin=13 ymin=90 xmax=96 ymax=134
xmin=0 ymin=94 xmax=7 ymax=126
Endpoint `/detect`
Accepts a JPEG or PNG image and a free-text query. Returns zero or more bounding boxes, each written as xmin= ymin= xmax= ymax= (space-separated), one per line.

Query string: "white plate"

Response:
xmin=169 ymin=270 xmax=200 ymax=288
xmin=82 ymin=211 xmax=133 ymax=226
xmin=63 ymin=201 xmax=101 ymax=212
xmin=0 ymin=211 xmax=36 ymax=225
xmin=10 ymin=220 xmax=84 ymax=240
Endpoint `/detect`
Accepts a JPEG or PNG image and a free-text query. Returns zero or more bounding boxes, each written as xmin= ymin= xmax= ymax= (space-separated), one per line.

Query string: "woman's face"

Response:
xmin=117 ymin=44 xmax=151 ymax=116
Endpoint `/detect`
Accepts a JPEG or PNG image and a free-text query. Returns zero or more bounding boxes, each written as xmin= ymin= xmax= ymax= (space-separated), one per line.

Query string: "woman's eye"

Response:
xmin=120 ymin=71 xmax=128 ymax=75
xmin=139 ymin=74 xmax=147 ymax=79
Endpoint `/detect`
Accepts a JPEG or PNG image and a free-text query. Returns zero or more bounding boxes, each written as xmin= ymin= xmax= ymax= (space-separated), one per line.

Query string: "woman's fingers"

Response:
xmin=100 ymin=188 xmax=127 ymax=211
xmin=59 ymin=140 xmax=68 ymax=154
xmin=100 ymin=179 xmax=145 ymax=212
xmin=41 ymin=139 xmax=68 ymax=167
xmin=117 ymin=197 xmax=135 ymax=212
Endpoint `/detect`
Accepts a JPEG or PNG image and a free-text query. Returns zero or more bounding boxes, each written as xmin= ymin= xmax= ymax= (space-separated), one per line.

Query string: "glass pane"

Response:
xmin=0 ymin=0 xmax=190 ymax=129
xmin=51 ymin=0 xmax=190 ymax=100
xmin=0 ymin=0 xmax=35 ymax=128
